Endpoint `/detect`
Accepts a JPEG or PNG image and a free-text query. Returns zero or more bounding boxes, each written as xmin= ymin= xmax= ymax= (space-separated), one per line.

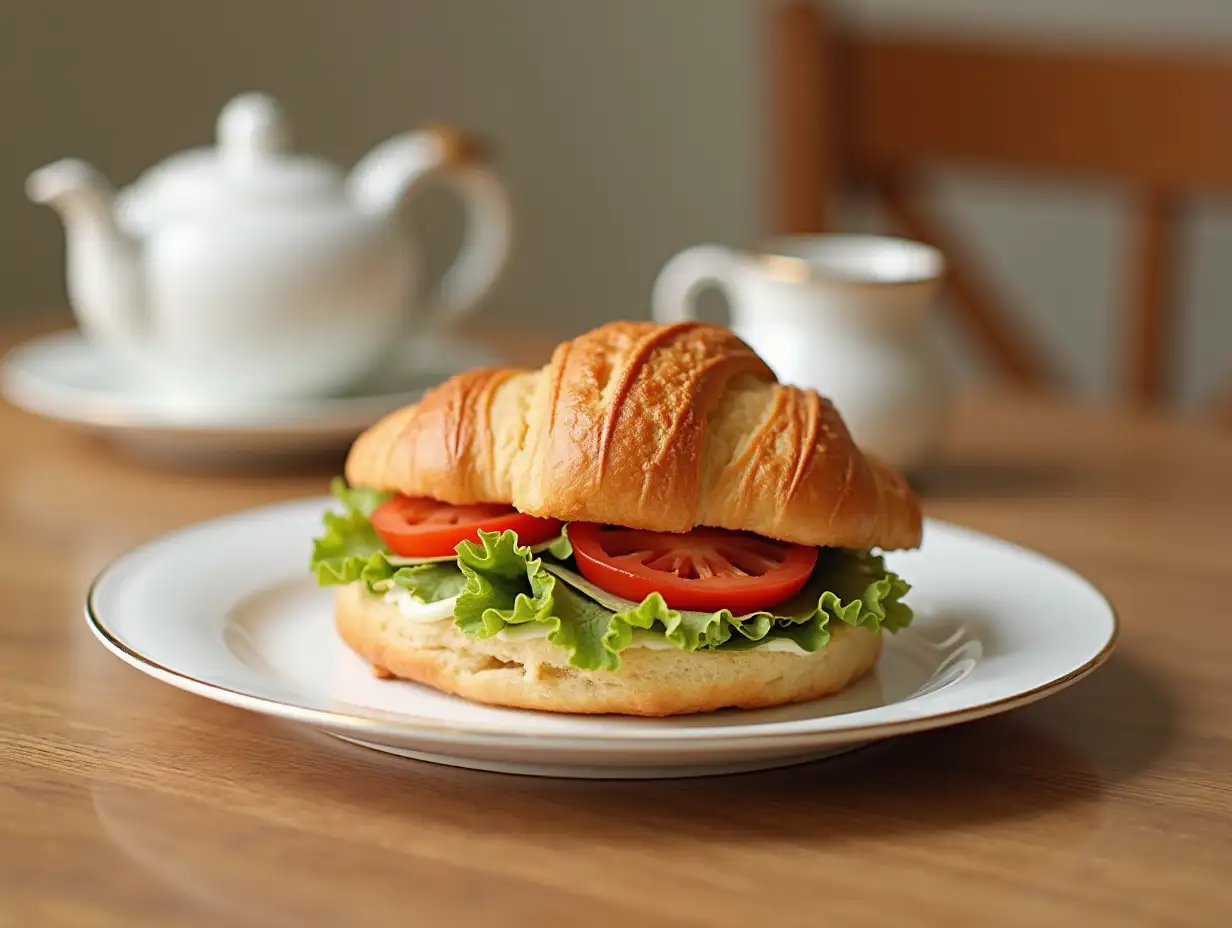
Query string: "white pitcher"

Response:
xmin=652 ymin=234 xmax=950 ymax=470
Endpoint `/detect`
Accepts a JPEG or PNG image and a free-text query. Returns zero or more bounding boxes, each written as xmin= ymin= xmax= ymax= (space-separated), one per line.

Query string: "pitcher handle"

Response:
xmin=651 ymin=244 xmax=739 ymax=324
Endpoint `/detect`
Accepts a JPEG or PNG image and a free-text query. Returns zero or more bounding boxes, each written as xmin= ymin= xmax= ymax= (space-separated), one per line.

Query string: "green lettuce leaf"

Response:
xmin=452 ymin=531 xmax=654 ymax=671
xmin=329 ymin=477 xmax=392 ymax=517
xmin=309 ymin=482 xmax=912 ymax=672
xmin=387 ymin=562 xmax=468 ymax=603
xmin=311 ymin=515 xmax=387 ymax=586
xmin=453 ymin=530 xmax=555 ymax=636
xmin=450 ymin=531 xmax=912 ymax=671
xmin=538 ymin=548 xmax=911 ymax=668
xmin=309 ymin=480 xmax=570 ymax=586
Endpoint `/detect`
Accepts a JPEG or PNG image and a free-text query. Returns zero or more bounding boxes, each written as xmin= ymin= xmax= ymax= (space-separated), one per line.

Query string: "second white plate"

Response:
xmin=86 ymin=498 xmax=1117 ymax=778
xmin=2 ymin=329 xmax=501 ymax=466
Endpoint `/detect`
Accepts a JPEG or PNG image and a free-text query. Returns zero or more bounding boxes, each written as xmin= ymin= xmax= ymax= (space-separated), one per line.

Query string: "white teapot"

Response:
xmin=27 ymin=92 xmax=512 ymax=406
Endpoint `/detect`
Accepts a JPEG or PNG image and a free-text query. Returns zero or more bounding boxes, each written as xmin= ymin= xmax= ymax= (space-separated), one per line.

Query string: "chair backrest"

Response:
xmin=770 ymin=1 xmax=1232 ymax=406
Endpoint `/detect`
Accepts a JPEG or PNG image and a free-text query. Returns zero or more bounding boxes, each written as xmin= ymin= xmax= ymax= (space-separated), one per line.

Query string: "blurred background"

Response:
xmin=4 ymin=0 xmax=1232 ymax=405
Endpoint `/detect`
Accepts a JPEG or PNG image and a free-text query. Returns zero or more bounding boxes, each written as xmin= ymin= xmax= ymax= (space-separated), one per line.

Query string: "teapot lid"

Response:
xmin=119 ymin=93 xmax=344 ymax=226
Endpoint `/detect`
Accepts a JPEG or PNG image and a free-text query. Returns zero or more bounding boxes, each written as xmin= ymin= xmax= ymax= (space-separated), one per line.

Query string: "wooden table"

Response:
xmin=2 ymin=322 xmax=1231 ymax=927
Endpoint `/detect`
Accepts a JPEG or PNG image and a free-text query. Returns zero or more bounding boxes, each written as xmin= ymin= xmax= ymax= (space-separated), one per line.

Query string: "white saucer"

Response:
xmin=0 ymin=329 xmax=502 ymax=466
xmin=85 ymin=498 xmax=1118 ymax=778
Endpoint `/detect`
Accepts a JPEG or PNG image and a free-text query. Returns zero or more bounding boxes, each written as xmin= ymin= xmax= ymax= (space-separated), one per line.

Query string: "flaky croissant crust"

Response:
xmin=346 ymin=322 xmax=922 ymax=550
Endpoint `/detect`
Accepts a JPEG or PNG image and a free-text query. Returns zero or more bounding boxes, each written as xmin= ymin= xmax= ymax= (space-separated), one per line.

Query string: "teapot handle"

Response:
xmin=349 ymin=126 xmax=513 ymax=331
xmin=415 ymin=158 xmax=513 ymax=329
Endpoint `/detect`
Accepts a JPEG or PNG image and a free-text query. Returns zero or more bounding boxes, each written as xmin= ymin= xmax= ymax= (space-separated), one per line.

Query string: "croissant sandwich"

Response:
xmin=311 ymin=321 xmax=922 ymax=716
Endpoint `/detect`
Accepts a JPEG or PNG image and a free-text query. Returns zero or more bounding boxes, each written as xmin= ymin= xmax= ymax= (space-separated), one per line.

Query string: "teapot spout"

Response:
xmin=27 ymin=159 xmax=146 ymax=349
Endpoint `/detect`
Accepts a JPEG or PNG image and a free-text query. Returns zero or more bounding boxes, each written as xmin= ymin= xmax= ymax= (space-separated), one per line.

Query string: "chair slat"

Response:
xmin=848 ymin=37 xmax=1232 ymax=190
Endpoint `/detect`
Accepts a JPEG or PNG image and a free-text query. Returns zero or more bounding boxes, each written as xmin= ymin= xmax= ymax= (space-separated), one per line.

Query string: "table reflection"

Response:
xmin=90 ymin=711 xmax=1109 ymax=925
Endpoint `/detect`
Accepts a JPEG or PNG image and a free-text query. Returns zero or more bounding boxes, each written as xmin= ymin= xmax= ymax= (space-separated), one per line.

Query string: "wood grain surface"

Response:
xmin=1 ymin=321 xmax=1231 ymax=927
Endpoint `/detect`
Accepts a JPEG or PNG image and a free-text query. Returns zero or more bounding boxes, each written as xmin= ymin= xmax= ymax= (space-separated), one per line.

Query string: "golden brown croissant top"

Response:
xmin=346 ymin=322 xmax=922 ymax=550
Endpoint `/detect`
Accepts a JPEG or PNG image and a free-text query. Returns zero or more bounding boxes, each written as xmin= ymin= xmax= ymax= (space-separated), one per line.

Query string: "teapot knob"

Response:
xmin=217 ymin=92 xmax=290 ymax=166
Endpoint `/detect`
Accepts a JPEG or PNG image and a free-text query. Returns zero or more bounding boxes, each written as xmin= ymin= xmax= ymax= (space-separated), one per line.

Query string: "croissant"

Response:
xmin=346 ymin=321 xmax=921 ymax=550
xmin=329 ymin=321 xmax=922 ymax=716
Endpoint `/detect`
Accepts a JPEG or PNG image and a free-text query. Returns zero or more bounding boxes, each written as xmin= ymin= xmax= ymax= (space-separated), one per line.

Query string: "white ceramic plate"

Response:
xmin=1 ymin=329 xmax=501 ymax=466
xmin=86 ymin=498 xmax=1117 ymax=778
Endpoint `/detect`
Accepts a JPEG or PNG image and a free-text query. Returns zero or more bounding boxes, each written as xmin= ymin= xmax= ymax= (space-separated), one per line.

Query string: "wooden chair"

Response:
xmin=770 ymin=0 xmax=1232 ymax=413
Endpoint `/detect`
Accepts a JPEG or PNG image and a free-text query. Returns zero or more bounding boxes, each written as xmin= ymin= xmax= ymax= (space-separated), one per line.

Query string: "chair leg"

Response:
xmin=876 ymin=175 xmax=1053 ymax=390
xmin=770 ymin=1 xmax=838 ymax=235
xmin=1210 ymin=376 xmax=1232 ymax=425
xmin=1127 ymin=190 xmax=1179 ymax=407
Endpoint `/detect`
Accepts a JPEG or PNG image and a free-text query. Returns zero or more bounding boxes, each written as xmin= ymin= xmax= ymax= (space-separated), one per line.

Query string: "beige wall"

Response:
xmin=1 ymin=0 xmax=760 ymax=329
xmin=3 ymin=0 xmax=1231 ymax=404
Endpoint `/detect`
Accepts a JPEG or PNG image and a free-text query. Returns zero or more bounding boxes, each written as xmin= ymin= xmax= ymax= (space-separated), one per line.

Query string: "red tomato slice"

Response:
xmin=568 ymin=523 xmax=818 ymax=613
xmin=371 ymin=496 xmax=563 ymax=558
